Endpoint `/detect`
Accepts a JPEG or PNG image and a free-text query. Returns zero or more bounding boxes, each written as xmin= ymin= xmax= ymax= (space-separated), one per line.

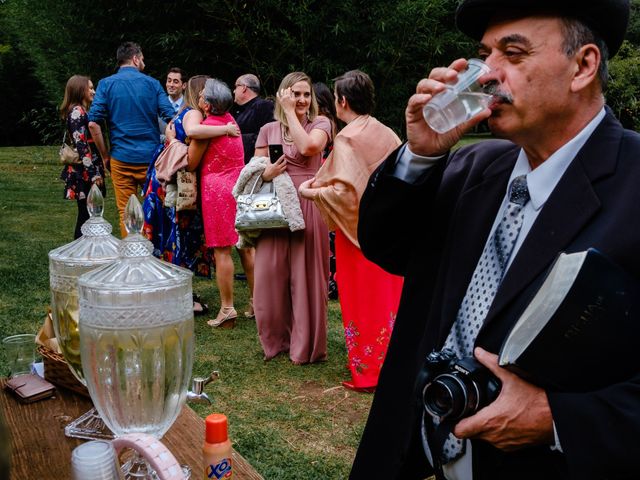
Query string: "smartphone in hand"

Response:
xmin=268 ymin=144 xmax=284 ymax=163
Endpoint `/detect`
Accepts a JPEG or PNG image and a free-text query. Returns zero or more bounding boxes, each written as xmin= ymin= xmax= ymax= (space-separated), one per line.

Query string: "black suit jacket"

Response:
xmin=231 ymin=96 xmax=275 ymax=164
xmin=350 ymin=110 xmax=640 ymax=479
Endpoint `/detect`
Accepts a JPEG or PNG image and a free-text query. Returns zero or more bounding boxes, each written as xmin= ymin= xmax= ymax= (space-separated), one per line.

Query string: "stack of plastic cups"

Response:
xmin=71 ymin=440 xmax=121 ymax=480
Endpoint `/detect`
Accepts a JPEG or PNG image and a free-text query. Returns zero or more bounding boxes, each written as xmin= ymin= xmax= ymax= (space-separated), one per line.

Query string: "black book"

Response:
xmin=498 ymin=248 xmax=640 ymax=392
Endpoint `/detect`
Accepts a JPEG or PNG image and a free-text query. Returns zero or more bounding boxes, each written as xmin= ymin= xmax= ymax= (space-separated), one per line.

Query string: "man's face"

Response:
xmin=234 ymin=79 xmax=247 ymax=104
xmin=166 ymin=73 xmax=186 ymax=98
xmin=133 ymin=53 xmax=145 ymax=72
xmin=478 ymin=15 xmax=577 ymax=143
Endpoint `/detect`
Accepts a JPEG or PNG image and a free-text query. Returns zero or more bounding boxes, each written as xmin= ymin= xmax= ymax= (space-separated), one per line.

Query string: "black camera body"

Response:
xmin=421 ymin=348 xmax=501 ymax=421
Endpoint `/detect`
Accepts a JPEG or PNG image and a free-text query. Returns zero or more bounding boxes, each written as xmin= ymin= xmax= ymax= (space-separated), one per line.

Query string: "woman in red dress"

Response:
xmin=299 ymin=70 xmax=403 ymax=391
xmin=185 ymin=78 xmax=251 ymax=327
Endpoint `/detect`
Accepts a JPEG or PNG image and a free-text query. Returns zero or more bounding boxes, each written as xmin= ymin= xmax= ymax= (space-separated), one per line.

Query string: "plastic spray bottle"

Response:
xmin=203 ymin=413 xmax=233 ymax=479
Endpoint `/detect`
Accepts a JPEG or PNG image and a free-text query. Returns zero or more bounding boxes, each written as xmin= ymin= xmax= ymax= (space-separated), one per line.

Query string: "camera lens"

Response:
xmin=424 ymin=374 xmax=478 ymax=420
xmin=426 ymin=381 xmax=457 ymax=416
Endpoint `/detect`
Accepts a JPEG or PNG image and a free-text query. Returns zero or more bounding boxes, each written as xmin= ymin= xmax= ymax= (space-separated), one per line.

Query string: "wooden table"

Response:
xmin=1 ymin=379 xmax=263 ymax=479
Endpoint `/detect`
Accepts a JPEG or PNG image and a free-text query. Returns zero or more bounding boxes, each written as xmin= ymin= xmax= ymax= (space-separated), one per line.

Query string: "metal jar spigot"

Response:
xmin=187 ymin=371 xmax=220 ymax=405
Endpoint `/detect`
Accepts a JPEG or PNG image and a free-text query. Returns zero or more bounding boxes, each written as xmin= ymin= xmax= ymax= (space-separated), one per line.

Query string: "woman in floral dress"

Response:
xmin=60 ymin=75 xmax=106 ymax=239
xmin=299 ymin=70 xmax=403 ymax=390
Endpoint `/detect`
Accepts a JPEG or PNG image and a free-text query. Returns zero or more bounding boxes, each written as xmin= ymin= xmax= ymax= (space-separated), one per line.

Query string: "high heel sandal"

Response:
xmin=207 ymin=307 xmax=237 ymax=328
xmin=244 ymin=298 xmax=255 ymax=319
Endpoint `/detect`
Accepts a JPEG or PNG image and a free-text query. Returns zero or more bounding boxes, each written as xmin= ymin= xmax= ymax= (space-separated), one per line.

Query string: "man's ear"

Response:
xmin=571 ymin=44 xmax=601 ymax=92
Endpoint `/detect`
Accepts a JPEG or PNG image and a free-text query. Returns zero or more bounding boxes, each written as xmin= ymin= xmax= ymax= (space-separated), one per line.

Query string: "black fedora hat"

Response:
xmin=456 ymin=0 xmax=630 ymax=56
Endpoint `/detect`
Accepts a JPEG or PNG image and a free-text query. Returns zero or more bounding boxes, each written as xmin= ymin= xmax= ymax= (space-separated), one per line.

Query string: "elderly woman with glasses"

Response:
xmin=186 ymin=78 xmax=254 ymax=328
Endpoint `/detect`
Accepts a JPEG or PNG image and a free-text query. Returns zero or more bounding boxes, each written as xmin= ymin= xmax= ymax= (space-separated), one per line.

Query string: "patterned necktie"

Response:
xmin=436 ymin=175 xmax=530 ymax=464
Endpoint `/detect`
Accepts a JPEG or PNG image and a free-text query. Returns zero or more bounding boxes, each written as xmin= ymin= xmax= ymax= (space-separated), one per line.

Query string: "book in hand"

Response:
xmin=499 ymin=248 xmax=640 ymax=392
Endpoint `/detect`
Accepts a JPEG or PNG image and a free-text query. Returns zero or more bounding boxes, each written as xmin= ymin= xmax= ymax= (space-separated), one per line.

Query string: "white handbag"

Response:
xmin=235 ymin=176 xmax=288 ymax=231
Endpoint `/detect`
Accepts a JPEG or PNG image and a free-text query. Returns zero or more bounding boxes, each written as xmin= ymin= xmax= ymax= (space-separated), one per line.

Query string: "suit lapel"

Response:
xmin=481 ymin=111 xmax=623 ymax=332
xmin=482 ymin=165 xmax=600 ymax=330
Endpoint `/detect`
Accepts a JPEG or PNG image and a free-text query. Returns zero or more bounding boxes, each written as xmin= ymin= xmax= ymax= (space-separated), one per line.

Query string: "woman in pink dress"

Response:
xmin=254 ymin=72 xmax=333 ymax=364
xmin=187 ymin=78 xmax=251 ymax=327
xmin=299 ymin=70 xmax=403 ymax=391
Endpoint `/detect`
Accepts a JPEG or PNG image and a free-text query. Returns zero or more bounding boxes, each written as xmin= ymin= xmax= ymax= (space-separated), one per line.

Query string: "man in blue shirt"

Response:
xmin=88 ymin=41 xmax=174 ymax=237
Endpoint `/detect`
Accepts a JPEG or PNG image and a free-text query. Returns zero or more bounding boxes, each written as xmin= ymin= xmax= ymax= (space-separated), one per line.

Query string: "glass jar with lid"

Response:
xmin=48 ymin=184 xmax=121 ymax=383
xmin=78 ymin=194 xmax=194 ymax=443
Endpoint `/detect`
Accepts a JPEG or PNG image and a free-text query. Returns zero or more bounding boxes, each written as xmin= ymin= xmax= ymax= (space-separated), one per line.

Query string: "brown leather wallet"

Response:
xmin=5 ymin=374 xmax=55 ymax=404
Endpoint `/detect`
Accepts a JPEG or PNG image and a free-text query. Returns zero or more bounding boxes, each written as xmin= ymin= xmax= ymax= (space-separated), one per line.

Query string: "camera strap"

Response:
xmin=425 ymin=412 xmax=465 ymax=467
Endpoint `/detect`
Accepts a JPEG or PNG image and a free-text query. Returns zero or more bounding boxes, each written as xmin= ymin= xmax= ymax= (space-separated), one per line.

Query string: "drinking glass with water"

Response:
xmin=423 ymin=58 xmax=493 ymax=133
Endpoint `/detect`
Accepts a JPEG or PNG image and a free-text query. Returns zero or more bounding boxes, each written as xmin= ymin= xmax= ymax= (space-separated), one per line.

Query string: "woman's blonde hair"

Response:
xmin=60 ymin=75 xmax=91 ymax=120
xmin=182 ymin=75 xmax=210 ymax=114
xmin=274 ymin=72 xmax=318 ymax=136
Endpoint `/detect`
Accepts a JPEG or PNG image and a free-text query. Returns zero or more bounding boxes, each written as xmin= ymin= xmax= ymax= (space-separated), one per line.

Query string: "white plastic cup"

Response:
xmin=71 ymin=440 xmax=121 ymax=480
xmin=2 ymin=334 xmax=36 ymax=378
xmin=423 ymin=58 xmax=493 ymax=133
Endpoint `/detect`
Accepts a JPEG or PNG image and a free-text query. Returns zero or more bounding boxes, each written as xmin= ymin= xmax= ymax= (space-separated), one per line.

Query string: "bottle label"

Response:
xmin=206 ymin=457 xmax=232 ymax=479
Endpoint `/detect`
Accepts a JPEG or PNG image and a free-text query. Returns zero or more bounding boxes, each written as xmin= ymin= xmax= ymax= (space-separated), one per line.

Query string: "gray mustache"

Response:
xmin=483 ymin=82 xmax=513 ymax=104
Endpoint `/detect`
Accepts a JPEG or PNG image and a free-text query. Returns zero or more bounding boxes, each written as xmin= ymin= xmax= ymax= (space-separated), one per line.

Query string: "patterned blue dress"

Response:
xmin=142 ymin=108 xmax=211 ymax=276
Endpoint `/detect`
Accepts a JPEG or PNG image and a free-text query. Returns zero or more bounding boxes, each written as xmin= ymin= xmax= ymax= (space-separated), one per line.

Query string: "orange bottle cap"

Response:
xmin=205 ymin=413 xmax=228 ymax=444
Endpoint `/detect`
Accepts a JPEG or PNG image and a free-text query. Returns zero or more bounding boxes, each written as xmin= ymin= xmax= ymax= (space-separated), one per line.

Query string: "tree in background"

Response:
xmin=606 ymin=0 xmax=640 ymax=130
xmin=1 ymin=0 xmax=638 ymax=146
xmin=0 ymin=0 xmax=468 ymax=145
xmin=608 ymin=41 xmax=640 ymax=130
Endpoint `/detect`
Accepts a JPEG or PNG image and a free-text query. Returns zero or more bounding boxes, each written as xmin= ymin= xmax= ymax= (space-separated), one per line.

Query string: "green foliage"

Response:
xmin=0 ymin=0 xmax=472 ymax=144
xmin=607 ymin=41 xmax=640 ymax=130
xmin=2 ymin=0 xmax=639 ymax=145
xmin=627 ymin=0 xmax=640 ymax=44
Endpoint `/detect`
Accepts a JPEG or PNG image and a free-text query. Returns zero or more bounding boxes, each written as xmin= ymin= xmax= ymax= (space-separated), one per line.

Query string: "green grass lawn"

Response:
xmin=0 ymin=136 xmax=489 ymax=478
xmin=0 ymin=146 xmax=373 ymax=479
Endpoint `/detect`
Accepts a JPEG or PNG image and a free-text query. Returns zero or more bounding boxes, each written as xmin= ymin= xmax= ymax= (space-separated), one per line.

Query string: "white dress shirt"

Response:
xmin=169 ymin=95 xmax=184 ymax=114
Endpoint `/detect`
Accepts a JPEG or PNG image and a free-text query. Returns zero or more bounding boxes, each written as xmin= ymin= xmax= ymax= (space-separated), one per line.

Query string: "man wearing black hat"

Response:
xmin=351 ymin=1 xmax=637 ymax=479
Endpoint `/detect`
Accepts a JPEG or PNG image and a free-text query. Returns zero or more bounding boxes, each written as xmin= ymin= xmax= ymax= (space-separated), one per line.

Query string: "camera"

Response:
xmin=421 ymin=349 xmax=501 ymax=421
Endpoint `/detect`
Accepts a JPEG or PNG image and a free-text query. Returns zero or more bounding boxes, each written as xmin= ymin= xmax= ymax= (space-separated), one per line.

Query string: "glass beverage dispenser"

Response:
xmin=48 ymin=185 xmax=121 ymax=439
xmin=49 ymin=185 xmax=121 ymax=382
xmin=78 ymin=195 xmax=194 ymax=477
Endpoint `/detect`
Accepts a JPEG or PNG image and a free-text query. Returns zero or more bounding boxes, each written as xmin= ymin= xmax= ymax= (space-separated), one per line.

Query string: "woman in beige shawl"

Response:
xmin=299 ymin=70 xmax=403 ymax=391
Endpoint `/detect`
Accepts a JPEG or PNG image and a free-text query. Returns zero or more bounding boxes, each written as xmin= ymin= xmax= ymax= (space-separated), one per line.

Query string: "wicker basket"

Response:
xmin=37 ymin=345 xmax=90 ymax=397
